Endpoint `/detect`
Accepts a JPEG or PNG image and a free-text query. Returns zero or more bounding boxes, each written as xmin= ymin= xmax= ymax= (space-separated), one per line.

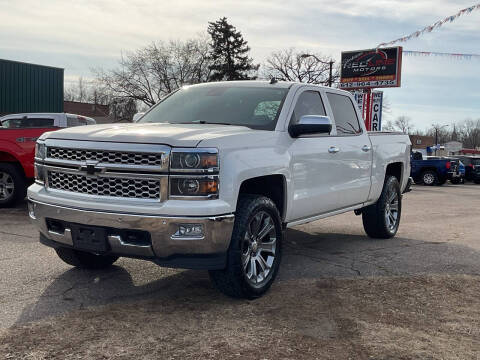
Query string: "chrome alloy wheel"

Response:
xmin=241 ymin=211 xmax=277 ymax=286
xmin=384 ymin=185 xmax=399 ymax=232
xmin=0 ymin=171 xmax=14 ymax=201
xmin=423 ymin=172 xmax=435 ymax=185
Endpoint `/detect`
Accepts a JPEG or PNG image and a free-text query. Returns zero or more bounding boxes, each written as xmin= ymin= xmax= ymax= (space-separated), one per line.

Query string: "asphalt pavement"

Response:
xmin=1 ymin=183 xmax=479 ymax=329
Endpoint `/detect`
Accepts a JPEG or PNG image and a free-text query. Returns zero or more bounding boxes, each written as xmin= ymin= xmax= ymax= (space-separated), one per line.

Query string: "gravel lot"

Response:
xmin=1 ymin=184 xmax=480 ymax=359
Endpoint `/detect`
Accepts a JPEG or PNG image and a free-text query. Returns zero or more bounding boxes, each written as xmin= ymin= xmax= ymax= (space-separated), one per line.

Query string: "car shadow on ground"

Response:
xmin=15 ymin=226 xmax=480 ymax=326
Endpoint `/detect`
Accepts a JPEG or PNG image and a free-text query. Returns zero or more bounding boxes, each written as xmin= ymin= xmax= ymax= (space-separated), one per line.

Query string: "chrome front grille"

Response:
xmin=43 ymin=140 xmax=170 ymax=202
xmin=47 ymin=171 xmax=161 ymax=200
xmin=48 ymin=147 xmax=164 ymax=166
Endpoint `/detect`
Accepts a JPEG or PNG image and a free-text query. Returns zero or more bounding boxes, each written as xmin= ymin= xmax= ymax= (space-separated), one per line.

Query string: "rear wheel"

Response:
xmin=421 ymin=170 xmax=438 ymax=186
xmin=55 ymin=247 xmax=118 ymax=269
xmin=209 ymin=195 xmax=282 ymax=299
xmin=0 ymin=163 xmax=26 ymax=208
xmin=362 ymin=176 xmax=401 ymax=239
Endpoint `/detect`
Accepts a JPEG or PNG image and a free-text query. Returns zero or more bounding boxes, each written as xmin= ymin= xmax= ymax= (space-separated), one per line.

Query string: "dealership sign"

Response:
xmin=340 ymin=47 xmax=403 ymax=89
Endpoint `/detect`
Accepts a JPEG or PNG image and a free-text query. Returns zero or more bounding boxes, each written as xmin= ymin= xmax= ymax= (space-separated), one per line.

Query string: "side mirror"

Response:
xmin=132 ymin=112 xmax=145 ymax=122
xmin=289 ymin=115 xmax=332 ymax=137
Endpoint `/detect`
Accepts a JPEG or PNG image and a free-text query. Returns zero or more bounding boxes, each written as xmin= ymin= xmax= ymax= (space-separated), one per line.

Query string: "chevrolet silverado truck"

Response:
xmin=28 ymin=81 xmax=411 ymax=299
xmin=0 ymin=113 xmax=95 ymax=207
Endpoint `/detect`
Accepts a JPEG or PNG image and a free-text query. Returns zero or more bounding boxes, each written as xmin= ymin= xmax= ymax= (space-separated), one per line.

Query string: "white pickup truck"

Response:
xmin=28 ymin=81 xmax=411 ymax=299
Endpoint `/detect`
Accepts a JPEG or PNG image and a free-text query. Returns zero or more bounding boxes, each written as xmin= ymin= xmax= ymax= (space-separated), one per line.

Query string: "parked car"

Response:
xmin=0 ymin=113 xmax=95 ymax=207
xmin=410 ymin=153 xmax=463 ymax=185
xmin=28 ymin=81 xmax=411 ymax=299
xmin=454 ymin=156 xmax=480 ymax=182
xmin=466 ymin=158 xmax=480 ymax=184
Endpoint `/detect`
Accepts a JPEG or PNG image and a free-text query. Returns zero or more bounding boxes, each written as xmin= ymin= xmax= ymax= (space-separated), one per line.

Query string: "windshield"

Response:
xmin=138 ymin=85 xmax=289 ymax=130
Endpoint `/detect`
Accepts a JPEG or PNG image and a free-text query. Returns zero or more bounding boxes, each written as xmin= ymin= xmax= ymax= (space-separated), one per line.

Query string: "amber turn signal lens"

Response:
xmin=199 ymin=179 xmax=218 ymax=194
xmin=200 ymin=154 xmax=218 ymax=168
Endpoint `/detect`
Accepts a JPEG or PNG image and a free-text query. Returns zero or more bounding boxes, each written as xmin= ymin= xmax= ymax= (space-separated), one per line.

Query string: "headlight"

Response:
xmin=35 ymin=142 xmax=46 ymax=160
xmin=170 ymin=149 xmax=218 ymax=172
xmin=170 ymin=176 xmax=219 ymax=198
xmin=34 ymin=163 xmax=45 ymax=184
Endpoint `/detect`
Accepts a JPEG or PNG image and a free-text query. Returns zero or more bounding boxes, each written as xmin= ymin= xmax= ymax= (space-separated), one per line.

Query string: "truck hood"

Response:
xmin=44 ymin=123 xmax=257 ymax=147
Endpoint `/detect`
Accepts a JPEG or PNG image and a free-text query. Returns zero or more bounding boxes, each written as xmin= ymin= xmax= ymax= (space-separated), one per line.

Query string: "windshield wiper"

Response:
xmin=174 ymin=121 xmax=236 ymax=126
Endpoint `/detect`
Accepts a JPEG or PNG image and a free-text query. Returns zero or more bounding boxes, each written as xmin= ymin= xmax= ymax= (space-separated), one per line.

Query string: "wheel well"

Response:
xmin=386 ymin=162 xmax=403 ymax=183
xmin=419 ymin=166 xmax=438 ymax=174
xmin=0 ymin=151 xmax=26 ymax=178
xmin=238 ymin=175 xmax=286 ymax=220
xmin=0 ymin=151 xmax=18 ymax=163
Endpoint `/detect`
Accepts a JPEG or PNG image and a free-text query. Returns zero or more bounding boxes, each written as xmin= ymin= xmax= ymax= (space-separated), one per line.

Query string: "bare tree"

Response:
xmin=94 ymin=37 xmax=212 ymax=107
xmin=262 ymin=48 xmax=338 ymax=85
xmin=110 ymin=98 xmax=137 ymax=121
xmin=64 ymin=78 xmax=110 ymax=105
xmin=457 ymin=119 xmax=480 ymax=149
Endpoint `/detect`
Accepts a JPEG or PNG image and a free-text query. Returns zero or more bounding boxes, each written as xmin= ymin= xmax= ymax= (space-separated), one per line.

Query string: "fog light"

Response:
xmin=28 ymin=202 xmax=36 ymax=219
xmin=172 ymin=224 xmax=204 ymax=239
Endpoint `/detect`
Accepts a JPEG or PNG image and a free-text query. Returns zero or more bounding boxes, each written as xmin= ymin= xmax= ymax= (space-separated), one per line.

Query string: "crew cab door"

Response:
xmin=286 ymin=88 xmax=341 ymax=221
xmin=324 ymin=91 xmax=372 ymax=208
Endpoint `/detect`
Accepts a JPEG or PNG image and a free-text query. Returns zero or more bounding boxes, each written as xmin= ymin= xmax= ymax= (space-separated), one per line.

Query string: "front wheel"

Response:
xmin=362 ymin=176 xmax=402 ymax=239
xmin=0 ymin=163 xmax=26 ymax=208
xmin=209 ymin=195 xmax=282 ymax=299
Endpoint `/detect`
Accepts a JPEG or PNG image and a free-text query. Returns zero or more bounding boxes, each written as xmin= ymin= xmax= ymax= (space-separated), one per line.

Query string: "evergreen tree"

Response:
xmin=207 ymin=17 xmax=259 ymax=81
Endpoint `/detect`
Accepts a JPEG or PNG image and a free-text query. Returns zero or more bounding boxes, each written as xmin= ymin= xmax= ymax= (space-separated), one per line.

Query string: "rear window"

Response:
xmin=1 ymin=118 xmax=55 ymax=128
xmin=67 ymin=115 xmax=88 ymax=127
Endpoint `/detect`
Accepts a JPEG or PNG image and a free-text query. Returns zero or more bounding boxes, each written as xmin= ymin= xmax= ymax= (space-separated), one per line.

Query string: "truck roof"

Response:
xmin=187 ymin=80 xmax=353 ymax=97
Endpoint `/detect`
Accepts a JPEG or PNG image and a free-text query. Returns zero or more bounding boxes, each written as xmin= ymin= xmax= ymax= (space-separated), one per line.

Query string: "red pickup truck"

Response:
xmin=0 ymin=113 xmax=95 ymax=207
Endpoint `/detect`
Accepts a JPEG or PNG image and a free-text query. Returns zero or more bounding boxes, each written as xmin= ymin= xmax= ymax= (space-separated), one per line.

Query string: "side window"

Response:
xmin=1 ymin=118 xmax=54 ymax=128
xmin=27 ymin=118 xmax=55 ymax=128
xmin=290 ymin=90 xmax=326 ymax=124
xmin=326 ymin=93 xmax=362 ymax=135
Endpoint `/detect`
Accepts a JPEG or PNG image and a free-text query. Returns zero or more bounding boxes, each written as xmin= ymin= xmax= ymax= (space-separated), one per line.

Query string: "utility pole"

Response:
xmin=300 ymin=54 xmax=334 ymax=87
xmin=432 ymin=124 xmax=449 ymax=156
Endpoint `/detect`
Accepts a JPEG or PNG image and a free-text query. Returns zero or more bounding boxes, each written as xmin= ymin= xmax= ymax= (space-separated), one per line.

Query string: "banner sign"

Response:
xmin=371 ymin=91 xmax=383 ymax=131
xmin=340 ymin=47 xmax=402 ymax=89
xmin=377 ymin=4 xmax=480 ymax=48
xmin=353 ymin=91 xmax=366 ymax=116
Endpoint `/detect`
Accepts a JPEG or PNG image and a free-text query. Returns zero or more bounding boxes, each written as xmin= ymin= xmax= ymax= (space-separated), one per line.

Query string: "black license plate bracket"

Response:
xmin=71 ymin=225 xmax=108 ymax=253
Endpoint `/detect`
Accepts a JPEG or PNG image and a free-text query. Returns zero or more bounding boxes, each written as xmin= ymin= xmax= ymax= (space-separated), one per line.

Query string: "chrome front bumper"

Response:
xmin=28 ymin=199 xmax=234 ymax=269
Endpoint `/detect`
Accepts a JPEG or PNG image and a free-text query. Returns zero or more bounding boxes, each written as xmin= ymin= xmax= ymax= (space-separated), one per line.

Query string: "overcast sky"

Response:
xmin=1 ymin=0 xmax=479 ymax=130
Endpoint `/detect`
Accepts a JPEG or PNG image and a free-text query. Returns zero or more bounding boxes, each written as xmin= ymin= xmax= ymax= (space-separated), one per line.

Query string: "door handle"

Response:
xmin=328 ymin=146 xmax=340 ymax=154
xmin=362 ymin=145 xmax=371 ymax=152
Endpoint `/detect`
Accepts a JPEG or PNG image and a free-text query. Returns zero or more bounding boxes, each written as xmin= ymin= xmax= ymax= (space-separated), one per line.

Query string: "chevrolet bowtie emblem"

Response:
xmin=80 ymin=161 xmax=103 ymax=175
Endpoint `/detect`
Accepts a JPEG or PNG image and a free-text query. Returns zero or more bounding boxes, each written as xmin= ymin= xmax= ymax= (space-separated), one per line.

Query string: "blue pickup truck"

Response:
xmin=411 ymin=153 xmax=464 ymax=185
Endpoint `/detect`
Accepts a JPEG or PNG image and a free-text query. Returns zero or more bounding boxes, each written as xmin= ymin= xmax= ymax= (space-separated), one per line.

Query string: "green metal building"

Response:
xmin=0 ymin=59 xmax=64 ymax=115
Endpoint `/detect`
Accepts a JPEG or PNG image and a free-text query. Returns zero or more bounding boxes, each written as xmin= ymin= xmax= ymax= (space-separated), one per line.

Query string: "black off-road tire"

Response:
xmin=421 ymin=170 xmax=438 ymax=186
xmin=55 ymin=247 xmax=118 ymax=269
xmin=362 ymin=176 xmax=402 ymax=239
xmin=209 ymin=195 xmax=283 ymax=299
xmin=0 ymin=163 xmax=26 ymax=208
